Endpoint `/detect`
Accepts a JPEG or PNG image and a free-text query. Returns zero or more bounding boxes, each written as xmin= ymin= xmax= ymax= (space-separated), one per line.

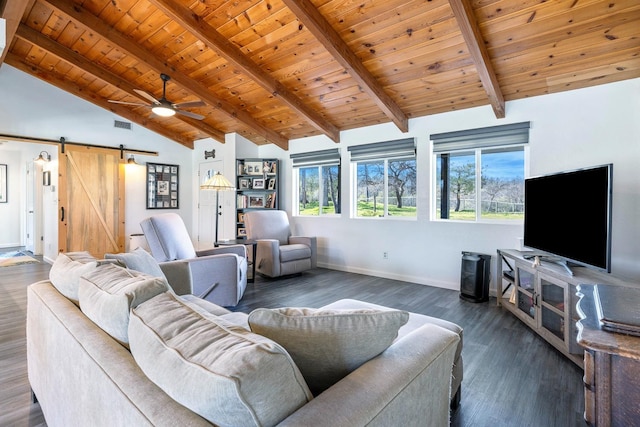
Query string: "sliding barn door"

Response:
xmin=58 ymin=145 xmax=125 ymax=258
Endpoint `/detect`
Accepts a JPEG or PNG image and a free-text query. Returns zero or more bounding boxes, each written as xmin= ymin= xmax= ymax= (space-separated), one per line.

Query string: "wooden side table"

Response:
xmin=576 ymin=284 xmax=640 ymax=426
xmin=215 ymin=239 xmax=257 ymax=283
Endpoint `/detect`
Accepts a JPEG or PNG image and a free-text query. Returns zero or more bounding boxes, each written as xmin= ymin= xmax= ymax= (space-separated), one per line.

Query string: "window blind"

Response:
xmin=290 ymin=148 xmax=341 ymax=167
xmin=431 ymin=122 xmax=530 ymax=153
xmin=347 ymin=138 xmax=416 ymax=161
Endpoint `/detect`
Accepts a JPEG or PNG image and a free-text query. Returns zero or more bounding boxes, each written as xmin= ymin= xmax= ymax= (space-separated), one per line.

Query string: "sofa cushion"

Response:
xmin=128 ymin=292 xmax=312 ymax=426
xmin=104 ymin=247 xmax=167 ymax=280
xmin=280 ymin=244 xmax=312 ymax=262
xmin=49 ymin=251 xmax=98 ymax=304
xmin=78 ymin=263 xmax=170 ymax=346
xmin=248 ymin=307 xmax=409 ymax=395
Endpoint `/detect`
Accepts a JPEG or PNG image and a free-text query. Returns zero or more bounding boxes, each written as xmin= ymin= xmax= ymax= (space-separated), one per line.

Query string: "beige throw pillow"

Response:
xmin=49 ymin=251 xmax=98 ymax=304
xmin=248 ymin=307 xmax=409 ymax=395
xmin=78 ymin=263 xmax=170 ymax=346
xmin=129 ymin=292 xmax=312 ymax=427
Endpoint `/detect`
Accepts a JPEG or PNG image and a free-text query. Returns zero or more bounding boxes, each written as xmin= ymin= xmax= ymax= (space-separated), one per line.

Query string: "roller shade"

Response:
xmin=348 ymin=138 xmax=416 ymax=161
xmin=431 ymin=122 xmax=530 ymax=153
xmin=290 ymin=149 xmax=341 ymax=167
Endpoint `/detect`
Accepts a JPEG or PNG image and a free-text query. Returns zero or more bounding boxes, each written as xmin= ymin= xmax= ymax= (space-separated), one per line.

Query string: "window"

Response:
xmin=291 ymin=149 xmax=341 ymax=216
xmin=348 ymin=138 xmax=416 ymax=218
xmin=432 ymin=123 xmax=529 ymax=221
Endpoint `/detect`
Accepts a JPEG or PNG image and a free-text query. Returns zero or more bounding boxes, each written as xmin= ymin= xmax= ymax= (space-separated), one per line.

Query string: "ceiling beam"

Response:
xmin=149 ymin=0 xmax=340 ymax=143
xmin=15 ymin=24 xmax=226 ymax=144
xmin=6 ymin=53 xmax=195 ymax=147
xmin=282 ymin=0 xmax=408 ymax=133
xmin=448 ymin=0 xmax=506 ymax=118
xmin=0 ymin=0 xmax=33 ymax=66
xmin=44 ymin=0 xmax=289 ymax=149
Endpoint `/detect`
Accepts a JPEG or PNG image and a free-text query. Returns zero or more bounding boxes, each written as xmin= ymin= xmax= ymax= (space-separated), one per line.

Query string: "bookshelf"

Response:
xmin=235 ymin=158 xmax=279 ymax=239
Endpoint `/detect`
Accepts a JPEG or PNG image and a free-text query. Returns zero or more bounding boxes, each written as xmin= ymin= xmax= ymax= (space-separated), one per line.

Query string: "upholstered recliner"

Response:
xmin=140 ymin=213 xmax=248 ymax=306
xmin=243 ymin=210 xmax=317 ymax=278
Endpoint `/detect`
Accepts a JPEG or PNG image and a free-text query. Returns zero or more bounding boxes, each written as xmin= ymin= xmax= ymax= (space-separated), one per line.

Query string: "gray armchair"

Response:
xmin=243 ymin=210 xmax=317 ymax=278
xmin=140 ymin=213 xmax=247 ymax=307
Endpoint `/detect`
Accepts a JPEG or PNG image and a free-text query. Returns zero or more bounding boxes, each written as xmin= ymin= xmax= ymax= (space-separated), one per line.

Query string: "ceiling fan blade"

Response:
xmin=176 ymin=109 xmax=205 ymax=120
xmin=134 ymin=89 xmax=160 ymax=104
xmin=108 ymin=100 xmax=149 ymax=107
xmin=173 ymin=100 xmax=206 ymax=109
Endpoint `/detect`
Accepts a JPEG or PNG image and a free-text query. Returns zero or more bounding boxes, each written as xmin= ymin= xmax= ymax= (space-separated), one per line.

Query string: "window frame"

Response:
xmin=430 ymin=122 xmax=530 ymax=224
xmin=348 ymin=138 xmax=417 ymax=220
xmin=291 ymin=149 xmax=341 ymax=217
xmin=432 ymin=144 xmax=528 ymax=223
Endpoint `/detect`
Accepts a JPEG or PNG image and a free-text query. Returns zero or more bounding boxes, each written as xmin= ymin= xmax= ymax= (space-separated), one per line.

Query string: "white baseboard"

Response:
xmin=317 ymin=262 xmax=459 ymax=291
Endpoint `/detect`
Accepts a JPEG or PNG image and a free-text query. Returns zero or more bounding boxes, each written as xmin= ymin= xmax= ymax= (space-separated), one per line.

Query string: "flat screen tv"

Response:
xmin=524 ymin=164 xmax=613 ymax=274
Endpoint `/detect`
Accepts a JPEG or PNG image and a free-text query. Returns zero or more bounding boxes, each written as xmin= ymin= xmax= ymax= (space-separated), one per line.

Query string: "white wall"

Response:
xmin=1 ymin=62 xmax=638 ymax=288
xmin=0 ymin=65 xmax=194 ymax=261
xmin=282 ymin=78 xmax=640 ymax=288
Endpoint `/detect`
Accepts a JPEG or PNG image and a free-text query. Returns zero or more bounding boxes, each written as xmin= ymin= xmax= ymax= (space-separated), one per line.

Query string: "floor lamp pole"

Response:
xmin=215 ymin=189 xmax=220 ymax=244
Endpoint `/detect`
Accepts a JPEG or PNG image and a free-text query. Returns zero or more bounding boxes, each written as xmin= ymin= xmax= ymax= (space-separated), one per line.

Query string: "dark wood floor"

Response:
xmin=1 ymin=253 xmax=585 ymax=426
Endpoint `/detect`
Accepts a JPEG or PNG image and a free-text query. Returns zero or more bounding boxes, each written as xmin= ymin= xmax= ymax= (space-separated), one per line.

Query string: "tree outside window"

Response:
xmin=435 ymin=148 xmax=524 ymax=221
xmin=355 ymin=157 xmax=416 ymax=218
xmin=297 ymin=165 xmax=340 ymax=216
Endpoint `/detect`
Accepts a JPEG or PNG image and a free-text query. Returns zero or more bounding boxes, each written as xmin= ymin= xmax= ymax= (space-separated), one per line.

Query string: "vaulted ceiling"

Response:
xmin=1 ymin=0 xmax=639 ymax=150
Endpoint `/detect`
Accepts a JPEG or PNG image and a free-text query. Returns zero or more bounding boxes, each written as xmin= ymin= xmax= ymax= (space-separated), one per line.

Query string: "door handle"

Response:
xmin=61 ymin=207 xmax=65 ymax=222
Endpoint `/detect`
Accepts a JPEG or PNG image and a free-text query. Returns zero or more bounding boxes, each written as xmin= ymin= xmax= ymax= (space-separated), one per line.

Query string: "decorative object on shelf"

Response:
xmin=147 ymin=162 xmax=179 ymax=209
xmin=236 ymin=158 xmax=279 ymax=238
xmin=238 ymin=178 xmax=250 ymax=189
xmin=204 ymin=149 xmax=215 ymax=160
xmin=35 ymin=151 xmax=51 ymax=164
xmin=244 ymin=161 xmax=263 ymax=175
xmin=200 ymin=171 xmax=235 ymax=243
xmin=0 ymin=164 xmax=6 ymax=203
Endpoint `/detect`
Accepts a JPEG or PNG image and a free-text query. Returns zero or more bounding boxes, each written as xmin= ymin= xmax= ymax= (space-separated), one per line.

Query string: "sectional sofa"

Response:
xmin=26 ymin=251 xmax=463 ymax=426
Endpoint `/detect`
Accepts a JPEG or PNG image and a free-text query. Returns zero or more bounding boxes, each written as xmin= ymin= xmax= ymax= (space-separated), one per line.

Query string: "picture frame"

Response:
xmin=245 ymin=161 xmax=263 ymax=175
xmin=147 ymin=162 xmax=179 ymax=209
xmin=252 ymin=178 xmax=265 ymax=189
xmin=238 ymin=227 xmax=247 ymax=236
xmin=238 ymin=212 xmax=245 ymax=223
xmin=239 ymin=178 xmax=250 ymax=189
xmin=267 ymin=178 xmax=276 ymax=190
xmin=248 ymin=195 xmax=265 ymax=208
xmin=0 ymin=164 xmax=7 ymax=203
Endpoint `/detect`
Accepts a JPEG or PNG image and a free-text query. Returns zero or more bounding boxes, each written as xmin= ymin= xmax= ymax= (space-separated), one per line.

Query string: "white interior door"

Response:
xmin=198 ymin=160 xmax=225 ymax=249
xmin=25 ymin=162 xmax=35 ymax=253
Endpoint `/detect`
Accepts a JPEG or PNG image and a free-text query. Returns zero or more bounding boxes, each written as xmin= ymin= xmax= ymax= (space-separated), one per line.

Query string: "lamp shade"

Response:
xmin=35 ymin=151 xmax=51 ymax=164
xmin=200 ymin=172 xmax=234 ymax=191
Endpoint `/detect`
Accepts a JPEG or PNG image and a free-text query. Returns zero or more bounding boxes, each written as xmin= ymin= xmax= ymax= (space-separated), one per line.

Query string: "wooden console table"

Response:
xmin=576 ymin=284 xmax=640 ymax=426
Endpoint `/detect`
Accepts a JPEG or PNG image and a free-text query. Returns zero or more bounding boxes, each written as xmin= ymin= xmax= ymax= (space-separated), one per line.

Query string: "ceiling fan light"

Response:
xmin=152 ymin=105 xmax=176 ymax=117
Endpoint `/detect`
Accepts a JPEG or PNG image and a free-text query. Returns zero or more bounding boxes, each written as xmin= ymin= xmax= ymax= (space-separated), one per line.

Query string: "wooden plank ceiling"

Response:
xmin=1 ymin=0 xmax=639 ymax=149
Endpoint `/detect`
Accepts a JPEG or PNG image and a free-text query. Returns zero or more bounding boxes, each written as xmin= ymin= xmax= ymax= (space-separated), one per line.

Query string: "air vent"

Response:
xmin=114 ymin=120 xmax=132 ymax=130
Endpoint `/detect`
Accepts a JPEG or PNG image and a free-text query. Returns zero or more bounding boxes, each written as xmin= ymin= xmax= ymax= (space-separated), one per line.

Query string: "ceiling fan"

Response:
xmin=108 ymin=73 xmax=206 ymax=120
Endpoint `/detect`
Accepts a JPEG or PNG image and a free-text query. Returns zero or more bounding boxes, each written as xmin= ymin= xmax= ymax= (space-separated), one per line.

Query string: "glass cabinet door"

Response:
xmin=516 ymin=266 xmax=536 ymax=325
xmin=539 ymin=273 xmax=568 ymax=344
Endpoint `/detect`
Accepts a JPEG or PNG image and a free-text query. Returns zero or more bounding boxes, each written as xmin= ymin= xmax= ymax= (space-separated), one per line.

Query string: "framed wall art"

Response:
xmin=147 ymin=162 xmax=179 ymax=209
xmin=0 ymin=164 xmax=7 ymax=203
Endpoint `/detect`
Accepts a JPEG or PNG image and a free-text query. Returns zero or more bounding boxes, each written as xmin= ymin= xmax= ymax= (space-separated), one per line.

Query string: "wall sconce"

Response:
xmin=35 ymin=151 xmax=51 ymax=164
xmin=127 ymin=155 xmax=139 ymax=165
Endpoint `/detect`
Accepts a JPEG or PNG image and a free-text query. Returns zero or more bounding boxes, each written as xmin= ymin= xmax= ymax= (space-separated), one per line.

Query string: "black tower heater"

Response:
xmin=460 ymin=251 xmax=491 ymax=303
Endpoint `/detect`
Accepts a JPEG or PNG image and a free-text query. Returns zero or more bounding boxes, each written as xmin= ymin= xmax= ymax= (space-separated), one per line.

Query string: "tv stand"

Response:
xmin=496 ymin=249 xmax=639 ymax=368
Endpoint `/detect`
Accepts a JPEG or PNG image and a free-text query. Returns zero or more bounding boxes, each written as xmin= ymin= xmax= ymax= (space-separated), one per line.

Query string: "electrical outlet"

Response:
xmin=383 ymin=252 xmax=388 ymax=259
